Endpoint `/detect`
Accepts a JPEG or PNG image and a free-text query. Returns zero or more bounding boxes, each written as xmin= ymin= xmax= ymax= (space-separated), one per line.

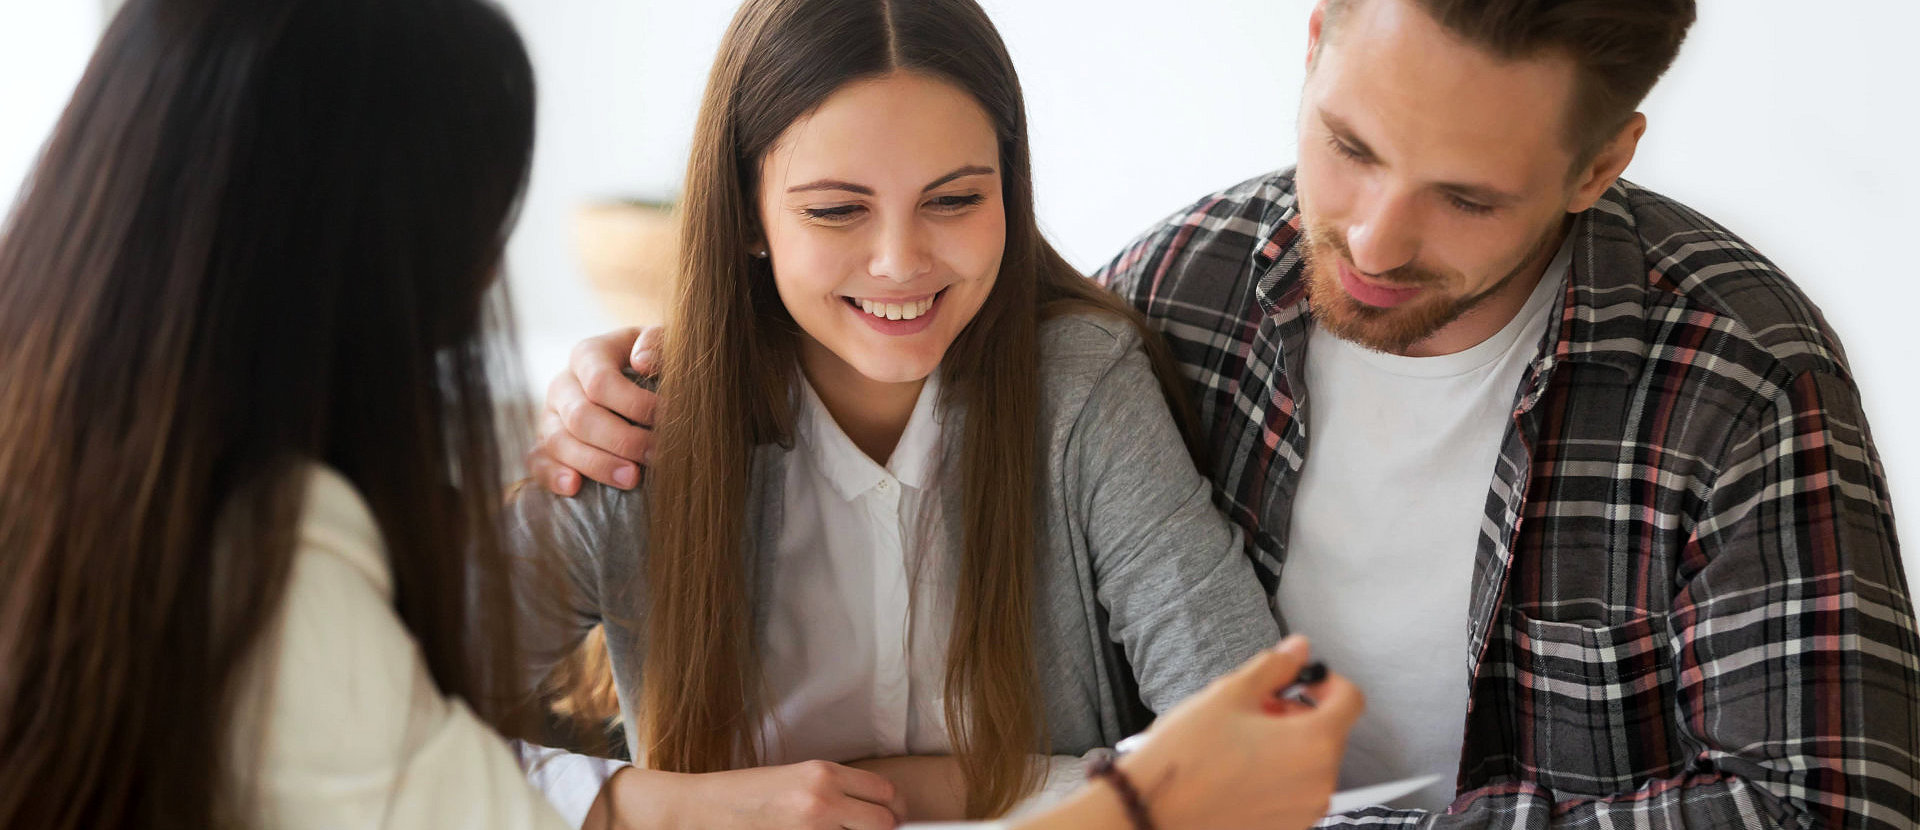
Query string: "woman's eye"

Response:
xmin=928 ymin=193 xmax=985 ymax=211
xmin=802 ymin=205 xmax=863 ymax=221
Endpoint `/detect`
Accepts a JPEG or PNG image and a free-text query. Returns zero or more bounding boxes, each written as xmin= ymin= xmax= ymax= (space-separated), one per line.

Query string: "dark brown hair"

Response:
xmin=1324 ymin=0 xmax=1697 ymax=159
xmin=641 ymin=0 xmax=1198 ymax=817
xmin=0 ymin=0 xmax=537 ymax=826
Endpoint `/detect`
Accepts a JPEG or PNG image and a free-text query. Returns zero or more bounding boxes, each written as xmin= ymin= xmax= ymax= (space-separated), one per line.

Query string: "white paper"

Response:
xmin=898 ymin=774 xmax=1443 ymax=828
xmin=901 ymin=823 xmax=1009 ymax=830
xmin=1325 ymin=774 xmax=1443 ymax=814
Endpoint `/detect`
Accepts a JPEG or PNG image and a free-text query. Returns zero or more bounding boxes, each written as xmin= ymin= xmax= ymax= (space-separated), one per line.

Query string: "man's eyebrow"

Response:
xmin=785 ymin=165 xmax=997 ymax=196
xmin=1321 ymin=108 xmax=1523 ymax=206
xmin=1435 ymin=180 xmax=1523 ymax=206
xmin=1318 ymin=109 xmax=1379 ymax=159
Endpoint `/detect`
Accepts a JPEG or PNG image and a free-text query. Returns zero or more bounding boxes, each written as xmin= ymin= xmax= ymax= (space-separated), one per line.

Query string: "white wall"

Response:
xmin=4 ymin=1 xmax=1918 ymax=572
xmin=0 ymin=1 xmax=103 ymax=212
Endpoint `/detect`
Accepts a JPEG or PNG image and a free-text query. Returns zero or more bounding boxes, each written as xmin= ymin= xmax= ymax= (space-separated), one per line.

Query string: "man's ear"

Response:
xmin=1568 ymin=113 xmax=1646 ymax=213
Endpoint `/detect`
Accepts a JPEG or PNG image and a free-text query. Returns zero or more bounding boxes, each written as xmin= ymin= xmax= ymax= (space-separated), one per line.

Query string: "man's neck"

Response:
xmin=1397 ymin=218 xmax=1570 ymax=358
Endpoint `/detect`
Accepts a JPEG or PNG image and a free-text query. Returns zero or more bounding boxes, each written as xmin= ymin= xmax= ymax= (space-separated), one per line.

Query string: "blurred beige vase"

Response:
xmin=574 ymin=199 xmax=679 ymax=328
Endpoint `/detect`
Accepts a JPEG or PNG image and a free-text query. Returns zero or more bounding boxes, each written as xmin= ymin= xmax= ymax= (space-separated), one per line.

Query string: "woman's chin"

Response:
xmin=851 ymin=359 xmax=940 ymax=386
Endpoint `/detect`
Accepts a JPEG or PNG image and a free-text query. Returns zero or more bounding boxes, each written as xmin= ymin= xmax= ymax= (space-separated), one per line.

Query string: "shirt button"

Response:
xmin=877 ymin=479 xmax=892 ymax=491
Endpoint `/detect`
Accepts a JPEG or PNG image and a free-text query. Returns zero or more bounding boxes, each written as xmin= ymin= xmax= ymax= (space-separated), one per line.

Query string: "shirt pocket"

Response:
xmin=1505 ymin=609 xmax=1677 ymax=797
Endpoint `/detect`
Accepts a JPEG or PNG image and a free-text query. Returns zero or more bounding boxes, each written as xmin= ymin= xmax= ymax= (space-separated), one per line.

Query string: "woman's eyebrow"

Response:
xmin=785 ymin=164 xmax=997 ymax=196
xmin=787 ymin=179 xmax=872 ymax=195
xmin=921 ymin=164 xmax=996 ymax=192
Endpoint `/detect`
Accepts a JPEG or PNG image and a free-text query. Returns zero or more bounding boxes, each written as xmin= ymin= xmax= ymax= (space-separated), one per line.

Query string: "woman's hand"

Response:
xmin=1018 ymin=636 xmax=1362 ymax=830
xmin=593 ymin=759 xmax=907 ymax=830
xmin=528 ymin=326 xmax=662 ymax=495
xmin=846 ymin=755 xmax=969 ymax=821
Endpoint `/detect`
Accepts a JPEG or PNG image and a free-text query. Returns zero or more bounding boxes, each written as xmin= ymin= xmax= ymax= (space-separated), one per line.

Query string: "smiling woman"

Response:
xmin=501 ymin=0 xmax=1358 ymax=827
xmin=760 ymin=71 xmax=1007 ymax=453
xmin=506 ymin=0 xmax=1262 ymax=817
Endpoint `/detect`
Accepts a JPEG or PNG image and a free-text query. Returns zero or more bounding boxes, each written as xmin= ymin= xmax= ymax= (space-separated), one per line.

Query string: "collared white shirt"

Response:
xmin=757 ymin=370 xmax=955 ymax=762
xmin=526 ymin=369 xmax=1102 ymax=824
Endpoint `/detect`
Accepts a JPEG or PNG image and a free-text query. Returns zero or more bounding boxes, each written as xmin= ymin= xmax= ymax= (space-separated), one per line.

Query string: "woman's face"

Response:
xmin=756 ymin=70 xmax=1005 ymax=386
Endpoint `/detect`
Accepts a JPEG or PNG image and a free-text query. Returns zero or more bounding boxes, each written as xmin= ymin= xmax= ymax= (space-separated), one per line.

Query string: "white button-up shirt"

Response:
xmin=523 ymin=374 xmax=961 ymax=824
xmin=757 ymin=371 xmax=954 ymax=762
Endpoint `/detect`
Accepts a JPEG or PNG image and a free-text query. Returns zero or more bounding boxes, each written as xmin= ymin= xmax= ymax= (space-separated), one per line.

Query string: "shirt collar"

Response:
xmin=1543 ymin=180 xmax=1652 ymax=378
xmin=886 ymin=372 xmax=943 ymax=491
xmin=795 ymin=370 xmax=944 ymax=501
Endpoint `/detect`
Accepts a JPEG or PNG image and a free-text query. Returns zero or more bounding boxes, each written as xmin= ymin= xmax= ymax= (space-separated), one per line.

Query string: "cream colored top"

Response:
xmin=230 ymin=465 xmax=571 ymax=829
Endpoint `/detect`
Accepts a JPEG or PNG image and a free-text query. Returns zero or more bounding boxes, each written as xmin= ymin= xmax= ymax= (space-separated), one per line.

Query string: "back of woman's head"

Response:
xmin=0 ymin=0 xmax=535 ymax=826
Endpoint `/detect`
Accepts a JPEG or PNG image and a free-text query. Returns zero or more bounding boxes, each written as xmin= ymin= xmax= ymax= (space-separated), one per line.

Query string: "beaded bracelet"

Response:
xmin=1087 ymin=753 xmax=1155 ymax=830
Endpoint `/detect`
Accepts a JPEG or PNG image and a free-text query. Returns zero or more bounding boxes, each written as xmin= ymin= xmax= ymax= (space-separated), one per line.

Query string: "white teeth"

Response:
xmin=853 ymin=295 xmax=936 ymax=321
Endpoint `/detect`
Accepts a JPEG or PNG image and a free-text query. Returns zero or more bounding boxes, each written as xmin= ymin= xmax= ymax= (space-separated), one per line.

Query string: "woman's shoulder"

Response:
xmin=290 ymin=463 xmax=393 ymax=595
xmin=1038 ymin=309 xmax=1148 ymax=379
xmin=242 ymin=466 xmax=573 ymax=829
xmin=1036 ymin=309 xmax=1156 ymax=400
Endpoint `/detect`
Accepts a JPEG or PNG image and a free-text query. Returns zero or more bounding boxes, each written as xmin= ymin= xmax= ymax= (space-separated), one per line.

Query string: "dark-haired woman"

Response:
xmin=0 ymin=0 xmax=594 ymax=826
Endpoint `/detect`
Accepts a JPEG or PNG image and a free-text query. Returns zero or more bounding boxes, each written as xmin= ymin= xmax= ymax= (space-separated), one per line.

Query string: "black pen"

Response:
xmin=1275 ymin=660 xmax=1328 ymax=708
xmin=1113 ymin=660 xmax=1331 ymax=756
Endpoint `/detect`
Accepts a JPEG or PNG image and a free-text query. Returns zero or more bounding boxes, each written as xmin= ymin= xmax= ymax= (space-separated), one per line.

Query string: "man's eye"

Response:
xmin=1447 ymin=196 xmax=1495 ymax=216
xmin=1326 ymin=135 xmax=1366 ymax=162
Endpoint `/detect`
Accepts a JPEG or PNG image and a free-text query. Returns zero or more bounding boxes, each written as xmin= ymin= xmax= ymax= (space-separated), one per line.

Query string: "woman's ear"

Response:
xmin=748 ymin=205 xmax=771 ymax=259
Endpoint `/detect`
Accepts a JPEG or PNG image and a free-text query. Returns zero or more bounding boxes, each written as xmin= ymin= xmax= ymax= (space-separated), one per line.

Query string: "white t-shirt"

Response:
xmin=1277 ymin=240 xmax=1570 ymax=811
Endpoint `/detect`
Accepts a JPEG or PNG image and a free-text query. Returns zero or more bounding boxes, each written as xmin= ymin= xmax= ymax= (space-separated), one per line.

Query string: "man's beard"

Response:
xmin=1300 ymin=217 xmax=1560 ymax=355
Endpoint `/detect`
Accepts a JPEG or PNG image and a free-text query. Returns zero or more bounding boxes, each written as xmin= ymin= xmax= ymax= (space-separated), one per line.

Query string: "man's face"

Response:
xmin=1295 ymin=0 xmax=1591 ymax=356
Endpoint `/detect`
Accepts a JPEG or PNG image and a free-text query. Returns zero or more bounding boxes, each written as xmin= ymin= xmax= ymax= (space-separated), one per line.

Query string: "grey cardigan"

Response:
xmin=509 ymin=313 xmax=1279 ymax=758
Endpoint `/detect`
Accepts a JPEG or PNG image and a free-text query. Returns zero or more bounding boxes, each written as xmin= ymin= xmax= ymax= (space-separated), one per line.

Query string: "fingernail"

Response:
xmin=559 ymin=471 xmax=576 ymax=493
xmin=614 ymin=466 xmax=638 ymax=488
xmin=643 ymin=448 xmax=656 ymax=466
xmin=631 ymin=348 xmax=652 ymax=366
xmin=1275 ymin=635 xmax=1309 ymax=656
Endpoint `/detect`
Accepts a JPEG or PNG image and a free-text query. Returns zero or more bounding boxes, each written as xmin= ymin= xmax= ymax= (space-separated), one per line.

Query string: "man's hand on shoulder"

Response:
xmin=529 ymin=326 xmax=662 ymax=496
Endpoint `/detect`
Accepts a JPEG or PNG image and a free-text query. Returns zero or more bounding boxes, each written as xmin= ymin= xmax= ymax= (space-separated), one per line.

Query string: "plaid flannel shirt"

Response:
xmin=1093 ymin=169 xmax=1920 ymax=828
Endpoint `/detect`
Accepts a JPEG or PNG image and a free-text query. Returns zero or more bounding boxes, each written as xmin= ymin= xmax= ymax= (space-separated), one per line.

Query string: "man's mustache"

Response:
xmin=1302 ymin=227 xmax=1446 ymax=289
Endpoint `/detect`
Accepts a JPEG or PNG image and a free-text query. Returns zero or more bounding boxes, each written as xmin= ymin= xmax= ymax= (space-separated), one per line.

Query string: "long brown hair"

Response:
xmin=643 ymin=0 xmax=1198 ymax=816
xmin=0 ymin=0 xmax=537 ymax=826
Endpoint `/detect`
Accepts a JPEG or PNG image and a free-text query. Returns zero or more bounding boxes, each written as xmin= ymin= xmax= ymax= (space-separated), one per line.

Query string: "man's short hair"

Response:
xmin=1323 ymin=0 xmax=1697 ymax=162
